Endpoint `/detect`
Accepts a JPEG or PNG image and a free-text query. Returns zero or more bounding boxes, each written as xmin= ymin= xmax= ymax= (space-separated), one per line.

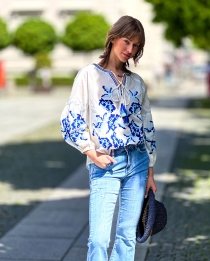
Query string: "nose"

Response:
xmin=127 ymin=44 xmax=133 ymax=54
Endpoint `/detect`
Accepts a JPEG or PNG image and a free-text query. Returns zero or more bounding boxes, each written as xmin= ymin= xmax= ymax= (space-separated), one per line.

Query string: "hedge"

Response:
xmin=15 ymin=75 xmax=75 ymax=87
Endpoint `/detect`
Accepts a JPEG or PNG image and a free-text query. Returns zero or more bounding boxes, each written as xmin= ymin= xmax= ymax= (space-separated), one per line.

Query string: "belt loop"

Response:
xmin=111 ymin=149 xmax=114 ymax=157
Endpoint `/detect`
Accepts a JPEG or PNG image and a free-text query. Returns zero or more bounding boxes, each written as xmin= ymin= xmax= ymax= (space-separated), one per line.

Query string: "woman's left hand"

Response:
xmin=145 ymin=167 xmax=157 ymax=197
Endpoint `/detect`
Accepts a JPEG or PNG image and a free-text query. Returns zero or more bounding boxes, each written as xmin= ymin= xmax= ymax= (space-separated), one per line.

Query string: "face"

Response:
xmin=111 ymin=36 xmax=140 ymax=63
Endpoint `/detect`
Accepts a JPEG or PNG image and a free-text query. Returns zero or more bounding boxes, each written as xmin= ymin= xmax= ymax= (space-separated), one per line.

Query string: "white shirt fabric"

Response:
xmin=60 ymin=63 xmax=156 ymax=167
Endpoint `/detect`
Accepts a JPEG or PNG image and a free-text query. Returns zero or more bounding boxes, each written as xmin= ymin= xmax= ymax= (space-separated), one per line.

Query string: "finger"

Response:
xmin=145 ymin=187 xmax=149 ymax=198
xmin=107 ymin=156 xmax=117 ymax=163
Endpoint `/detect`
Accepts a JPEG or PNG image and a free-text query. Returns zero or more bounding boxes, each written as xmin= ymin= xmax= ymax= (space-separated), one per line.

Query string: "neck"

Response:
xmin=106 ymin=61 xmax=125 ymax=77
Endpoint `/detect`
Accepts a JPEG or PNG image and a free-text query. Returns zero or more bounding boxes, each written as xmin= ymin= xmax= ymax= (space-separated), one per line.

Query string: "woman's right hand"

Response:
xmin=84 ymin=150 xmax=116 ymax=168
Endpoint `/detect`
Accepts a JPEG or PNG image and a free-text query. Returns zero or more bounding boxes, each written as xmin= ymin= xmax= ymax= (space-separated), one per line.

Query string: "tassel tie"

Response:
xmin=120 ymin=103 xmax=129 ymax=125
xmin=111 ymin=83 xmax=130 ymax=126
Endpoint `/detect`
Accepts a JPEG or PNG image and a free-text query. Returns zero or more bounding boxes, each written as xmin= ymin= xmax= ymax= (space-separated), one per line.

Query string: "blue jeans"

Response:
xmin=87 ymin=143 xmax=149 ymax=261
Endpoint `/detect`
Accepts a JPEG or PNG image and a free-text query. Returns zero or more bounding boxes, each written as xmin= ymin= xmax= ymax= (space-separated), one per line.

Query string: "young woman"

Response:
xmin=61 ymin=15 xmax=157 ymax=261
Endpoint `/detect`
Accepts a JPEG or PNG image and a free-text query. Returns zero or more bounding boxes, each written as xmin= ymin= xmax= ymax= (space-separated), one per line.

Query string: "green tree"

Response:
xmin=62 ymin=12 xmax=110 ymax=51
xmin=13 ymin=19 xmax=57 ymax=89
xmin=13 ymin=18 xmax=57 ymax=55
xmin=145 ymin=0 xmax=210 ymax=50
xmin=0 ymin=18 xmax=10 ymax=50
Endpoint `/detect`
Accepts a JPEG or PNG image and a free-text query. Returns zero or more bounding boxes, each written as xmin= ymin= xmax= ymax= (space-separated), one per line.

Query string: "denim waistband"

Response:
xmin=110 ymin=142 xmax=145 ymax=157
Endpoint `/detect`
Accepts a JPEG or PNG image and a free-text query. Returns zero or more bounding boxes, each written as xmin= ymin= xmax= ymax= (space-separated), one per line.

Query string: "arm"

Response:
xmin=141 ymin=80 xmax=157 ymax=195
xmin=60 ymin=68 xmax=95 ymax=153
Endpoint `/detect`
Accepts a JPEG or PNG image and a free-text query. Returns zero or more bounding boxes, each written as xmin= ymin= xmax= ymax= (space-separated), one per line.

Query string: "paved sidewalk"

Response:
xmin=0 ymin=88 xmax=70 ymax=145
xmin=0 ymin=81 xmax=207 ymax=260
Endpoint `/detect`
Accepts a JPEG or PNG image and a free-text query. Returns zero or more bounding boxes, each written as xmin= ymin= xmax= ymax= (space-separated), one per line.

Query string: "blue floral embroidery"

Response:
xmin=118 ymin=123 xmax=126 ymax=129
xmin=61 ymin=117 xmax=70 ymax=139
xmin=111 ymin=132 xmax=124 ymax=148
xmin=129 ymin=90 xmax=139 ymax=102
xmin=107 ymin=114 xmax=121 ymax=133
xmin=71 ymin=113 xmax=86 ymax=130
xmin=128 ymin=120 xmax=144 ymax=138
xmin=61 ymin=112 xmax=87 ymax=145
xmin=145 ymin=138 xmax=156 ymax=154
xmin=98 ymin=137 xmax=112 ymax=149
xmin=124 ymin=133 xmax=136 ymax=145
xmin=129 ymin=102 xmax=141 ymax=114
xmin=101 ymin=86 xmax=112 ymax=99
xmin=120 ymin=103 xmax=129 ymax=126
xmin=99 ymin=98 xmax=116 ymax=113
xmin=137 ymin=114 xmax=143 ymax=121
xmin=144 ymin=126 xmax=155 ymax=133
xmin=93 ymin=113 xmax=107 ymax=129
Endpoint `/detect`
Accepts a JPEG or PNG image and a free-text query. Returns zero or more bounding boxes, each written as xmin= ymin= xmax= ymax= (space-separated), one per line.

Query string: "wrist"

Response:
xmin=84 ymin=150 xmax=97 ymax=161
xmin=148 ymin=167 xmax=154 ymax=177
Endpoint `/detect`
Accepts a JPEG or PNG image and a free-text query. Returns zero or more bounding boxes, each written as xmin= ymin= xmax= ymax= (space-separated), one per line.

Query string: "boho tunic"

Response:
xmin=60 ymin=63 xmax=156 ymax=167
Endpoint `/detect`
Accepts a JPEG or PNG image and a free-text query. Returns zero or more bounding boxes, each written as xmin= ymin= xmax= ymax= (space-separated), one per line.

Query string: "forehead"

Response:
xmin=129 ymin=35 xmax=141 ymax=44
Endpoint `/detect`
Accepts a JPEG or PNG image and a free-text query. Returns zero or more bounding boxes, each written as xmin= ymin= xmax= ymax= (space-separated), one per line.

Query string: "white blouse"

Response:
xmin=60 ymin=63 xmax=156 ymax=167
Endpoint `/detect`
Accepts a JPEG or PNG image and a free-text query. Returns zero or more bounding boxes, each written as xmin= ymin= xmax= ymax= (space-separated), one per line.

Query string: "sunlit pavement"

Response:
xmin=0 ymin=80 xmax=208 ymax=260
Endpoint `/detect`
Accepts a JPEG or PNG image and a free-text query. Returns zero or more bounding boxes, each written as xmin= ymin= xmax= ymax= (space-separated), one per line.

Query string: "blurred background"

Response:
xmin=0 ymin=1 xmax=210 ymax=260
xmin=0 ymin=0 xmax=209 ymax=93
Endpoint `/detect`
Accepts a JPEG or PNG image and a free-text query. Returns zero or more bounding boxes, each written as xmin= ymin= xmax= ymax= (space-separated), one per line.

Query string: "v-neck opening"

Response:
xmin=93 ymin=63 xmax=130 ymax=87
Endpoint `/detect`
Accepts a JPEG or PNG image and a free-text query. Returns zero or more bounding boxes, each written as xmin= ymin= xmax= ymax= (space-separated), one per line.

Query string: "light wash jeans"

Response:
xmin=87 ymin=143 xmax=149 ymax=261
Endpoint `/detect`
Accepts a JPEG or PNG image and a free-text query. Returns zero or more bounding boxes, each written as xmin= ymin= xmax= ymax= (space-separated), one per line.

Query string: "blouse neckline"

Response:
xmin=93 ymin=63 xmax=131 ymax=87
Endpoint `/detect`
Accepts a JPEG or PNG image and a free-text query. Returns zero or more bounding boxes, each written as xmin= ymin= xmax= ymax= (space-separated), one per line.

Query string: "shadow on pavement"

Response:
xmin=0 ymin=140 xmax=86 ymax=190
xmin=145 ymin=130 xmax=210 ymax=261
xmin=0 ymin=140 xmax=86 ymax=238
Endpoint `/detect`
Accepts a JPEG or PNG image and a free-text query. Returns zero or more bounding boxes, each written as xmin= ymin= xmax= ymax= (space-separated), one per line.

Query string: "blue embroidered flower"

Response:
xmin=129 ymin=102 xmax=141 ymax=114
xmin=93 ymin=113 xmax=107 ymax=129
xmin=120 ymin=103 xmax=129 ymax=126
xmin=145 ymin=138 xmax=156 ymax=154
xmin=61 ymin=112 xmax=87 ymax=145
xmin=71 ymin=114 xmax=86 ymax=130
xmin=111 ymin=132 xmax=124 ymax=148
xmin=118 ymin=123 xmax=126 ymax=129
xmin=144 ymin=126 xmax=155 ymax=133
xmin=129 ymin=90 xmax=139 ymax=102
xmin=98 ymin=137 xmax=112 ymax=149
xmin=107 ymin=114 xmax=121 ymax=133
xmin=128 ymin=120 xmax=143 ymax=137
xmin=99 ymin=98 xmax=116 ymax=112
xmin=137 ymin=114 xmax=143 ymax=121
xmin=101 ymin=86 xmax=112 ymax=99
xmin=124 ymin=133 xmax=136 ymax=145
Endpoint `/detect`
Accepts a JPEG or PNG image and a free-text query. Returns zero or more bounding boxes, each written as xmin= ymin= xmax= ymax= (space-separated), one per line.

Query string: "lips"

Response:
xmin=123 ymin=53 xmax=131 ymax=59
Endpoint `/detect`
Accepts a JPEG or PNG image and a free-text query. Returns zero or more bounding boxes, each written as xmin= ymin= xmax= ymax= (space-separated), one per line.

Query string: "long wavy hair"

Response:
xmin=99 ymin=15 xmax=145 ymax=71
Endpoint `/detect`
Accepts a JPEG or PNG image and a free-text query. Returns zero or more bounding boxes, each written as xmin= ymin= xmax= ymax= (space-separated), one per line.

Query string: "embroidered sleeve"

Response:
xmin=141 ymin=80 xmax=157 ymax=167
xmin=60 ymin=69 xmax=95 ymax=153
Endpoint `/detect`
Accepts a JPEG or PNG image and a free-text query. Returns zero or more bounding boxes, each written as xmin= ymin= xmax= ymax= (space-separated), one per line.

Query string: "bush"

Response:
xmin=13 ymin=19 xmax=57 ymax=55
xmin=15 ymin=75 xmax=75 ymax=87
xmin=0 ymin=18 xmax=10 ymax=50
xmin=51 ymin=76 xmax=75 ymax=86
xmin=15 ymin=76 xmax=29 ymax=86
xmin=62 ymin=12 xmax=110 ymax=51
xmin=35 ymin=52 xmax=52 ymax=69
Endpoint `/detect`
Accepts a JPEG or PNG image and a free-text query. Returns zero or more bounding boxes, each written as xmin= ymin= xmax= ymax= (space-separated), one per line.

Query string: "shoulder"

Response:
xmin=77 ymin=64 xmax=99 ymax=76
xmin=130 ymin=72 xmax=147 ymax=92
xmin=73 ymin=64 xmax=98 ymax=84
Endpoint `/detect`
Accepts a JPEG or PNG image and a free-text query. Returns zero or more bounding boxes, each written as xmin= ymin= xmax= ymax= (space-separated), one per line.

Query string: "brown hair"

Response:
xmin=99 ymin=15 xmax=145 ymax=71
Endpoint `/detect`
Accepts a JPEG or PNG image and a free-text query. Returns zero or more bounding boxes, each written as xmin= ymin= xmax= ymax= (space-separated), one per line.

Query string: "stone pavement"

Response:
xmin=0 ymin=80 xmax=207 ymax=260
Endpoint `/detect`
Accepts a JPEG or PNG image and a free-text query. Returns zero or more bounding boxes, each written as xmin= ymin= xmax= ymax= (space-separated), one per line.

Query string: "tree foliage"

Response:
xmin=62 ymin=12 xmax=110 ymax=52
xmin=13 ymin=19 xmax=57 ymax=55
xmin=35 ymin=52 xmax=52 ymax=69
xmin=145 ymin=0 xmax=210 ymax=50
xmin=0 ymin=18 xmax=10 ymax=51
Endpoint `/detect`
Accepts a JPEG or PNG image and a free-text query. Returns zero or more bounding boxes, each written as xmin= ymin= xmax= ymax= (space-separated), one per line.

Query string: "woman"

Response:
xmin=61 ymin=15 xmax=157 ymax=261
